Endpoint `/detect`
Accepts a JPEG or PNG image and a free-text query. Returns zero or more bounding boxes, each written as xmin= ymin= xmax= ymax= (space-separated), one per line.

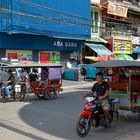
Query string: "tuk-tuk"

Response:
xmin=0 ymin=63 xmax=63 ymax=101
xmin=90 ymin=60 xmax=140 ymax=119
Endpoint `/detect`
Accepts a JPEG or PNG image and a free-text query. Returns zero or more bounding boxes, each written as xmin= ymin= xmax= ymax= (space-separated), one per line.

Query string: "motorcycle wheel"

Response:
xmin=76 ymin=116 xmax=91 ymax=137
xmin=37 ymin=94 xmax=44 ymax=99
xmin=107 ymin=110 xmax=113 ymax=127
xmin=43 ymin=87 xmax=56 ymax=100
xmin=1 ymin=92 xmax=7 ymax=103
xmin=15 ymin=89 xmax=26 ymax=101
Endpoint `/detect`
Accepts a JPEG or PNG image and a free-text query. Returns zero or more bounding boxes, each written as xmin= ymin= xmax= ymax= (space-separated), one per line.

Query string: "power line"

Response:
xmin=0 ymin=0 xmax=136 ymax=28
xmin=16 ymin=0 xmax=91 ymax=21
xmin=0 ymin=8 xmax=90 ymax=27
xmin=0 ymin=5 xmax=137 ymax=34
xmin=15 ymin=0 xmax=136 ymax=27
xmin=1 ymin=0 xmax=140 ymax=29
xmin=0 ymin=5 xmax=133 ymax=29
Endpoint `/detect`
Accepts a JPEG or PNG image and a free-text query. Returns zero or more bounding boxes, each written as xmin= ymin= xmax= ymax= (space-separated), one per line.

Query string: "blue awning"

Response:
xmin=85 ymin=43 xmax=113 ymax=56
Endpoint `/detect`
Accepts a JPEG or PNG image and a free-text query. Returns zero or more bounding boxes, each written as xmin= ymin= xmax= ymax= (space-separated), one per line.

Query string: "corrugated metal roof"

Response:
xmin=0 ymin=63 xmax=62 ymax=68
xmin=85 ymin=43 xmax=113 ymax=56
xmin=89 ymin=60 xmax=140 ymax=68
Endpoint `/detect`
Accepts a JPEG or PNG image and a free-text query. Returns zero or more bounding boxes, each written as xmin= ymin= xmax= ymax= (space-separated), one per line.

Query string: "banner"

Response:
xmin=39 ymin=51 xmax=60 ymax=64
xmin=107 ymin=2 xmax=128 ymax=17
xmin=6 ymin=50 xmax=32 ymax=64
xmin=113 ymin=39 xmax=132 ymax=54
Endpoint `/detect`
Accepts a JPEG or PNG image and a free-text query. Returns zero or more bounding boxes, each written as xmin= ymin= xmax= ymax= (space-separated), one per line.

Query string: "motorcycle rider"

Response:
xmin=2 ymin=69 xmax=15 ymax=98
xmin=84 ymin=72 xmax=110 ymax=126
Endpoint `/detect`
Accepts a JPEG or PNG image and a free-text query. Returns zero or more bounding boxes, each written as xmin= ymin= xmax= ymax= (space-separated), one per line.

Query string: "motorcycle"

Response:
xmin=0 ymin=82 xmax=26 ymax=102
xmin=76 ymin=95 xmax=119 ymax=137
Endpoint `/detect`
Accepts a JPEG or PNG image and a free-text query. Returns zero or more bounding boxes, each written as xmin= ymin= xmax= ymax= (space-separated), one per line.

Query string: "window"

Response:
xmin=94 ymin=12 xmax=99 ymax=33
xmin=91 ymin=11 xmax=94 ymax=33
xmin=91 ymin=11 xmax=99 ymax=33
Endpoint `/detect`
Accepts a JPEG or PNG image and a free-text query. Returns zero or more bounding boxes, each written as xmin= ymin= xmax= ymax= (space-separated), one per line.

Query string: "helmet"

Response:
xmin=32 ymin=68 xmax=37 ymax=73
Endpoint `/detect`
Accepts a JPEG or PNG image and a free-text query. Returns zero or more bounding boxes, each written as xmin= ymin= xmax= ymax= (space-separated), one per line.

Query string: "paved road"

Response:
xmin=0 ymin=83 xmax=140 ymax=140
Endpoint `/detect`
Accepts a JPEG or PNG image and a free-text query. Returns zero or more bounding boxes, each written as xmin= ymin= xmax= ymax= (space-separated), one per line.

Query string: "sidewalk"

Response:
xmin=62 ymin=79 xmax=94 ymax=89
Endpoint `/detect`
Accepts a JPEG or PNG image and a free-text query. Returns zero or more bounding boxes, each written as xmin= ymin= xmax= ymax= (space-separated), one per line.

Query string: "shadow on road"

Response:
xmin=0 ymin=122 xmax=46 ymax=140
xmin=16 ymin=90 xmax=140 ymax=140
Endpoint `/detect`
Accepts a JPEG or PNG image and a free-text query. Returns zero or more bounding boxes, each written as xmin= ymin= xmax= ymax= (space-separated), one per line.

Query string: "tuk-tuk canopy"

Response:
xmin=89 ymin=60 xmax=140 ymax=68
xmin=0 ymin=63 xmax=62 ymax=68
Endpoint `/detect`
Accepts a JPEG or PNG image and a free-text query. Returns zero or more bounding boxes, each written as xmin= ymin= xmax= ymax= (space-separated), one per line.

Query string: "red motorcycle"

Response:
xmin=76 ymin=96 xmax=117 ymax=137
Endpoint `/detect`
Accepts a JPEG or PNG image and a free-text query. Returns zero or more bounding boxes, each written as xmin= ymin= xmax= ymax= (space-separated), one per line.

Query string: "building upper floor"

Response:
xmin=98 ymin=0 xmax=140 ymax=37
xmin=0 ymin=0 xmax=91 ymax=40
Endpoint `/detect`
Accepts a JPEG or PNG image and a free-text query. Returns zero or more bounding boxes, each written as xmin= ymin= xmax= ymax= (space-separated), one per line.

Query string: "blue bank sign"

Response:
xmin=0 ymin=33 xmax=82 ymax=51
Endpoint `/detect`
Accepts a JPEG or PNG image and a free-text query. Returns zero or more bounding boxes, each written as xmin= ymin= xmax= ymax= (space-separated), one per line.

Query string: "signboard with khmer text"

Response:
xmin=113 ymin=39 xmax=132 ymax=54
xmin=107 ymin=2 xmax=128 ymax=18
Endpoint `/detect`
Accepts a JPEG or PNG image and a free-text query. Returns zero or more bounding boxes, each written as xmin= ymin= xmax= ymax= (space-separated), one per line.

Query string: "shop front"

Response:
xmin=0 ymin=33 xmax=82 ymax=64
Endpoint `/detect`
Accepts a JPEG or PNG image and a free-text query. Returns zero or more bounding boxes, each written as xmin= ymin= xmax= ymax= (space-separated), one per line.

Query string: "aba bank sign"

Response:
xmin=50 ymin=38 xmax=82 ymax=51
xmin=53 ymin=41 xmax=78 ymax=47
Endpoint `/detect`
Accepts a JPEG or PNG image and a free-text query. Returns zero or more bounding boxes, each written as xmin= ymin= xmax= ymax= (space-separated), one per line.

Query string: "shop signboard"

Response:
xmin=0 ymin=33 xmax=82 ymax=51
xmin=107 ymin=2 xmax=128 ymax=18
xmin=6 ymin=50 xmax=32 ymax=64
xmin=113 ymin=39 xmax=132 ymax=54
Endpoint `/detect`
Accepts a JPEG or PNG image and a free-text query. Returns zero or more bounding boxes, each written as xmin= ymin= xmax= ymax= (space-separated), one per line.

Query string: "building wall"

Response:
xmin=0 ymin=0 xmax=12 ymax=32
xmin=0 ymin=0 xmax=91 ymax=39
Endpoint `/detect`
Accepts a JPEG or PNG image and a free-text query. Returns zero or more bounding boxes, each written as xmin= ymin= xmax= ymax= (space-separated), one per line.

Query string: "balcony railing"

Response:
xmin=91 ymin=20 xmax=140 ymax=37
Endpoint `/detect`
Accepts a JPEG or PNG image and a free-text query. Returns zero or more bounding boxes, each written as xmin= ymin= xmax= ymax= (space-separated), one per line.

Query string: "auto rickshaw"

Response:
xmin=90 ymin=60 xmax=140 ymax=119
xmin=1 ymin=63 xmax=63 ymax=100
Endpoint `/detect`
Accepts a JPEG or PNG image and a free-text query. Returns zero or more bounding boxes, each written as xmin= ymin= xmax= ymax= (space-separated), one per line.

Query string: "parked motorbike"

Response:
xmin=0 ymin=82 xmax=26 ymax=102
xmin=76 ymin=95 xmax=119 ymax=137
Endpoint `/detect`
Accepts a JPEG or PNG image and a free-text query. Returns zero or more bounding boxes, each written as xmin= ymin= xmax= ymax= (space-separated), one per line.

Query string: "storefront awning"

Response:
xmin=85 ymin=43 xmax=113 ymax=56
xmin=86 ymin=37 xmax=108 ymax=44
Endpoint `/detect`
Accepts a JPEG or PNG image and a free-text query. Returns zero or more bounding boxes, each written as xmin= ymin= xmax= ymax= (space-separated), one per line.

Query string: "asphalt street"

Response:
xmin=0 ymin=80 xmax=140 ymax=140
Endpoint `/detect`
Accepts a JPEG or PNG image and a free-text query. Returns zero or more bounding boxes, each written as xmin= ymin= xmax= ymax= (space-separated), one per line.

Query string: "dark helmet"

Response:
xmin=8 ymin=69 xmax=12 ymax=73
xmin=32 ymin=68 xmax=37 ymax=73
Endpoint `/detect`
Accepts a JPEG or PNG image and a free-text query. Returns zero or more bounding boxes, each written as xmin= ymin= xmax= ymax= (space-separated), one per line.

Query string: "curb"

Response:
xmin=62 ymin=83 xmax=93 ymax=89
